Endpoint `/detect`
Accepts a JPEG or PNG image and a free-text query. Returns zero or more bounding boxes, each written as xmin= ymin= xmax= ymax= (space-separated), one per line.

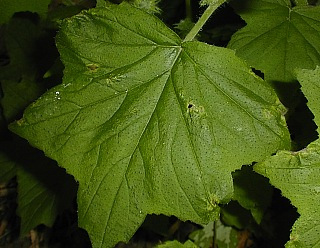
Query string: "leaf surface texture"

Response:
xmin=228 ymin=0 xmax=320 ymax=82
xmin=255 ymin=140 xmax=320 ymax=247
xmin=10 ymin=3 xmax=290 ymax=247
xmin=255 ymin=67 xmax=320 ymax=247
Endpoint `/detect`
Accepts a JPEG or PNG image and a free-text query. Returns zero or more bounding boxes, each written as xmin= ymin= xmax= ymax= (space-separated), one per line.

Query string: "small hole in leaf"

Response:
xmin=87 ymin=64 xmax=99 ymax=71
xmin=188 ymin=104 xmax=193 ymax=109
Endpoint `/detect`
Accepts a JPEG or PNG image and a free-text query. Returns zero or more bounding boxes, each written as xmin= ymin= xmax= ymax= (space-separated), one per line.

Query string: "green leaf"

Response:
xmin=130 ymin=0 xmax=161 ymax=14
xmin=10 ymin=3 xmax=290 ymax=247
xmin=254 ymin=139 xmax=320 ymax=247
xmin=228 ymin=0 xmax=320 ymax=82
xmin=296 ymin=66 xmax=320 ymax=132
xmin=189 ymin=222 xmax=214 ymax=248
xmin=0 ymin=17 xmax=60 ymax=123
xmin=96 ymin=0 xmax=161 ymax=13
xmin=17 ymin=159 xmax=77 ymax=235
xmin=0 ymin=139 xmax=77 ymax=235
xmin=0 ymin=150 xmax=17 ymax=183
xmin=221 ymin=201 xmax=253 ymax=230
xmin=157 ymin=240 xmax=198 ymax=248
xmin=1 ymin=78 xmax=45 ymax=123
xmin=1 ymin=17 xmax=58 ymax=80
xmin=0 ymin=17 xmax=41 ymax=81
xmin=232 ymin=165 xmax=273 ymax=223
xmin=0 ymin=0 xmax=51 ymax=24
xmin=214 ymin=220 xmax=238 ymax=248
xmin=293 ymin=0 xmax=308 ymax=6
xmin=189 ymin=220 xmax=238 ymax=248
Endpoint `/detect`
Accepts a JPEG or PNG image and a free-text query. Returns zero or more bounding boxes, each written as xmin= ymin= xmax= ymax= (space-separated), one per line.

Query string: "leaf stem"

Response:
xmin=183 ymin=0 xmax=226 ymax=42
xmin=213 ymin=220 xmax=217 ymax=248
xmin=185 ymin=0 xmax=192 ymax=19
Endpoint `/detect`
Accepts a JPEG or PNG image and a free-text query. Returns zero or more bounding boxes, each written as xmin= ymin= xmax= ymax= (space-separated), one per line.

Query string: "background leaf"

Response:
xmin=0 ymin=0 xmax=51 ymax=24
xmin=232 ymin=165 xmax=273 ymax=223
xmin=254 ymin=140 xmax=320 ymax=247
xmin=0 ymin=138 xmax=77 ymax=235
xmin=0 ymin=15 xmax=75 ymax=236
xmin=157 ymin=240 xmax=198 ymax=248
xmin=228 ymin=0 xmax=320 ymax=82
xmin=189 ymin=220 xmax=238 ymax=248
xmin=0 ymin=16 xmax=60 ymax=123
xmin=254 ymin=66 xmax=320 ymax=247
xmin=10 ymin=3 xmax=290 ymax=247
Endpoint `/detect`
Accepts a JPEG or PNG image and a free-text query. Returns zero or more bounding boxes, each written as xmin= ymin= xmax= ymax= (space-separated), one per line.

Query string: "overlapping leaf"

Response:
xmin=297 ymin=66 xmax=320 ymax=132
xmin=10 ymin=3 xmax=290 ymax=247
xmin=232 ymin=166 xmax=273 ymax=223
xmin=254 ymin=67 xmax=320 ymax=247
xmin=254 ymin=140 xmax=320 ymax=247
xmin=0 ymin=17 xmax=59 ymax=122
xmin=228 ymin=0 xmax=320 ymax=82
xmin=0 ymin=15 xmax=75 ymax=234
xmin=0 ymin=138 xmax=77 ymax=235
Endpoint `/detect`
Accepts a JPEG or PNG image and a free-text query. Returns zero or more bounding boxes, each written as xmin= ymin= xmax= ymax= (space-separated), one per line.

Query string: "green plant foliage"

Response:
xmin=232 ymin=165 xmax=273 ymax=223
xmin=296 ymin=66 xmax=320 ymax=132
xmin=0 ymin=0 xmax=50 ymax=24
xmin=0 ymin=14 xmax=75 ymax=238
xmin=189 ymin=222 xmax=214 ymax=248
xmin=214 ymin=220 xmax=238 ymax=248
xmin=221 ymin=201 xmax=253 ymax=230
xmin=189 ymin=220 xmax=238 ymax=248
xmin=175 ymin=18 xmax=195 ymax=39
xmin=255 ymin=66 xmax=320 ymax=247
xmin=0 ymin=17 xmax=59 ymax=123
xmin=0 ymin=138 xmax=77 ymax=235
xmin=228 ymin=0 xmax=320 ymax=82
xmin=254 ymin=140 xmax=320 ymax=247
xmin=9 ymin=3 xmax=290 ymax=247
xmin=293 ymin=0 xmax=308 ymax=5
xmin=157 ymin=240 xmax=198 ymax=248
xmin=96 ymin=0 xmax=161 ymax=13
xmin=0 ymin=18 xmax=43 ymax=81
xmin=1 ymin=79 xmax=45 ymax=123
xmin=130 ymin=0 xmax=161 ymax=14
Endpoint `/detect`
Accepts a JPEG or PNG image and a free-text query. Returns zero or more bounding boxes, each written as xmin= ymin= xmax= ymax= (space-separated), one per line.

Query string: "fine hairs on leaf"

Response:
xmin=9 ymin=2 xmax=290 ymax=248
xmin=3 ymin=0 xmax=320 ymax=247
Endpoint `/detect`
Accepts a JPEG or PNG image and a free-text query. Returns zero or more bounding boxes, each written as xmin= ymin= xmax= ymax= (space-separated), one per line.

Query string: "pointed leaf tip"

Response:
xmin=11 ymin=3 xmax=290 ymax=247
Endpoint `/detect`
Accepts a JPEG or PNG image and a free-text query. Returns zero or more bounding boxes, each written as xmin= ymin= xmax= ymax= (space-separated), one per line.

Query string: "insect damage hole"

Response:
xmin=188 ymin=104 xmax=193 ymax=109
xmin=86 ymin=63 xmax=99 ymax=72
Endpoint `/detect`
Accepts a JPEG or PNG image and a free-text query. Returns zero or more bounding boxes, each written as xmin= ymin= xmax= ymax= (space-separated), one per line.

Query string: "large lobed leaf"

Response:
xmin=254 ymin=67 xmax=320 ymax=247
xmin=10 ymin=3 xmax=290 ymax=248
xmin=228 ymin=0 xmax=320 ymax=82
